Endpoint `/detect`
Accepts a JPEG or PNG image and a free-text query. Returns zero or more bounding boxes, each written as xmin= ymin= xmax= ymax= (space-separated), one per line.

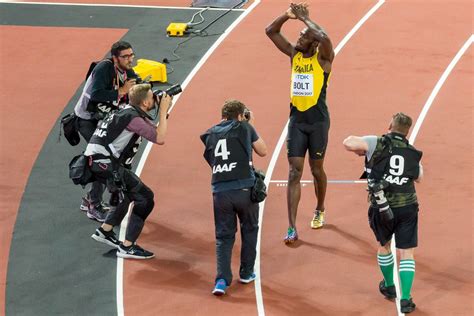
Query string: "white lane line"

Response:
xmin=391 ymin=33 xmax=473 ymax=316
xmin=270 ymin=180 xmax=367 ymax=184
xmin=253 ymin=1 xmax=386 ymax=315
xmin=408 ymin=34 xmax=474 ymax=145
xmin=334 ymin=0 xmax=386 ymax=55
xmin=0 ymin=0 xmax=245 ymax=10
xmin=115 ymin=1 xmax=261 ymax=315
xmin=254 ymin=117 xmax=288 ymax=316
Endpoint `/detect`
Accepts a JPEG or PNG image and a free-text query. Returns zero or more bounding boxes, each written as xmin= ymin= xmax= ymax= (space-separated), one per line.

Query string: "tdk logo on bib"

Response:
xmin=292 ymin=74 xmax=314 ymax=96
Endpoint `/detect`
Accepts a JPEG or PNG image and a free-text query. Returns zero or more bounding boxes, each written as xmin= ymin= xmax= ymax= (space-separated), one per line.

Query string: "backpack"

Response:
xmin=85 ymin=59 xmax=112 ymax=81
xmin=250 ymin=168 xmax=267 ymax=203
xmin=69 ymin=154 xmax=94 ymax=186
xmin=60 ymin=112 xmax=80 ymax=146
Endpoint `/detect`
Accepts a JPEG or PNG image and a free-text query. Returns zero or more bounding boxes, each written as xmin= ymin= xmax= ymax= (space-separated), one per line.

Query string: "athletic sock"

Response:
xmin=377 ymin=253 xmax=395 ymax=287
xmin=399 ymin=259 xmax=416 ymax=299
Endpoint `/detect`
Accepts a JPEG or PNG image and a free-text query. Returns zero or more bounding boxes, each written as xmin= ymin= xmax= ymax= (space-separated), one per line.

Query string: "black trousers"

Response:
xmin=90 ymin=162 xmax=154 ymax=243
xmin=213 ymin=188 xmax=259 ymax=285
xmin=77 ymin=117 xmax=105 ymax=206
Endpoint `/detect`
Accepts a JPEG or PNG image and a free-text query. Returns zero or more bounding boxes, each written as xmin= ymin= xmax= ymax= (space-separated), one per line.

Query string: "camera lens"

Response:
xmin=165 ymin=84 xmax=182 ymax=97
xmin=152 ymin=84 xmax=182 ymax=105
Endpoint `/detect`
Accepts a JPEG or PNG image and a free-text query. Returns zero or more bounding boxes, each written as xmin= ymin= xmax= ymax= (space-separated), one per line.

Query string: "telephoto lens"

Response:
xmin=165 ymin=84 xmax=182 ymax=97
xmin=153 ymin=84 xmax=182 ymax=102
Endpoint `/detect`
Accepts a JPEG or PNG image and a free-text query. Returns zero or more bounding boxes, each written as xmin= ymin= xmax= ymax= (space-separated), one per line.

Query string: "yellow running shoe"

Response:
xmin=311 ymin=210 xmax=325 ymax=229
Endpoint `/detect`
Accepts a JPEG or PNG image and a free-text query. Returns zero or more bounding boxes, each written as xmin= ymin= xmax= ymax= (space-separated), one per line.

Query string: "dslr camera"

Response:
xmin=153 ymin=84 xmax=183 ymax=104
xmin=243 ymin=108 xmax=251 ymax=120
xmin=150 ymin=84 xmax=182 ymax=119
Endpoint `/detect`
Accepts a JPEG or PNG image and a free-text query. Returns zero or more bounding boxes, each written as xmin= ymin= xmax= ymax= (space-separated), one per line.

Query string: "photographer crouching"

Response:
xmin=86 ymin=83 xmax=172 ymax=259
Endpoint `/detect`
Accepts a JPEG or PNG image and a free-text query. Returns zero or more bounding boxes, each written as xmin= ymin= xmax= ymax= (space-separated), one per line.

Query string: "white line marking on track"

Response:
xmin=392 ymin=33 xmax=473 ymax=316
xmin=270 ymin=180 xmax=367 ymax=184
xmin=115 ymin=1 xmax=261 ymax=315
xmin=272 ymin=180 xmax=367 ymax=187
xmin=0 ymin=0 xmax=245 ymax=11
xmin=253 ymin=1 xmax=386 ymax=315
xmin=408 ymin=34 xmax=473 ymax=145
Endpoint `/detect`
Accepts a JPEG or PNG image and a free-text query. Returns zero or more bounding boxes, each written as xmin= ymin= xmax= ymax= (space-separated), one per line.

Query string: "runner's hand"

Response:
xmin=286 ymin=7 xmax=296 ymax=19
xmin=290 ymin=3 xmax=309 ymax=21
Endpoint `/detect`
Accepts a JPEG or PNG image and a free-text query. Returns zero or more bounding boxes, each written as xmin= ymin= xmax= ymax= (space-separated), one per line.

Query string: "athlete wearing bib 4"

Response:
xmin=266 ymin=3 xmax=334 ymax=243
xmin=201 ymin=100 xmax=267 ymax=296
xmin=343 ymin=113 xmax=424 ymax=314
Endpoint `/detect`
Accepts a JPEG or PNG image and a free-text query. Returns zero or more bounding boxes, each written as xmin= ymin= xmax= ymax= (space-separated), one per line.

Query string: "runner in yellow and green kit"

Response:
xmin=266 ymin=3 xmax=334 ymax=243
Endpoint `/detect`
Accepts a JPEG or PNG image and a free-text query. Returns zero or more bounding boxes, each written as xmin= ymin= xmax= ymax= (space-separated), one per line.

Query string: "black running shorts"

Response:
xmin=287 ymin=121 xmax=329 ymax=160
xmin=368 ymin=203 xmax=419 ymax=249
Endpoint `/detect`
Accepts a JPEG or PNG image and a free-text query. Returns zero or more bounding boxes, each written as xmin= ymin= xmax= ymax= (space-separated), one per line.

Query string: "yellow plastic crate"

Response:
xmin=166 ymin=23 xmax=188 ymax=37
xmin=133 ymin=59 xmax=167 ymax=83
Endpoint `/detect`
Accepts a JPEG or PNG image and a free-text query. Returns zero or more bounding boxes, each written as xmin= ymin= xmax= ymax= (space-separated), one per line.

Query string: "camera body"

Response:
xmin=243 ymin=108 xmax=251 ymax=120
xmin=149 ymin=84 xmax=182 ymax=119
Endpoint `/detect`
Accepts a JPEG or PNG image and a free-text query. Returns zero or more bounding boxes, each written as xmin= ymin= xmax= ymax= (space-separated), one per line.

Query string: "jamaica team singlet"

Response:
xmin=290 ymin=51 xmax=330 ymax=123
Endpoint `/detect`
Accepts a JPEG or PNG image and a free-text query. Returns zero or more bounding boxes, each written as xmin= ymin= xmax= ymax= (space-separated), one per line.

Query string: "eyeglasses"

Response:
xmin=118 ymin=53 xmax=135 ymax=59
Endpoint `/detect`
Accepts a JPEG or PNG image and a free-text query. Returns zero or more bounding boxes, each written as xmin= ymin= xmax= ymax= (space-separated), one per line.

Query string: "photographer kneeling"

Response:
xmin=86 ymin=84 xmax=172 ymax=259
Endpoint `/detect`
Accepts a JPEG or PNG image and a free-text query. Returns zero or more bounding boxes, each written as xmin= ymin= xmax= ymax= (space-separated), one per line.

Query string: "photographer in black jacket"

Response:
xmin=87 ymin=83 xmax=172 ymax=259
xmin=74 ymin=41 xmax=138 ymax=221
xmin=201 ymin=100 xmax=267 ymax=295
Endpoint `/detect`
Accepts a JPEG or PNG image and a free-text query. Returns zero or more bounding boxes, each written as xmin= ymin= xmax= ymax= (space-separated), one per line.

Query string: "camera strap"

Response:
xmin=114 ymin=66 xmax=125 ymax=104
xmin=130 ymin=104 xmax=154 ymax=121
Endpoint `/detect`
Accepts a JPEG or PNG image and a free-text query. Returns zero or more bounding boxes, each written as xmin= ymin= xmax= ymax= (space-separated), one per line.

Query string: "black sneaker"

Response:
xmin=91 ymin=227 xmax=120 ymax=248
xmin=400 ymin=298 xmax=416 ymax=313
xmin=379 ymin=280 xmax=397 ymax=299
xmin=117 ymin=243 xmax=155 ymax=259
